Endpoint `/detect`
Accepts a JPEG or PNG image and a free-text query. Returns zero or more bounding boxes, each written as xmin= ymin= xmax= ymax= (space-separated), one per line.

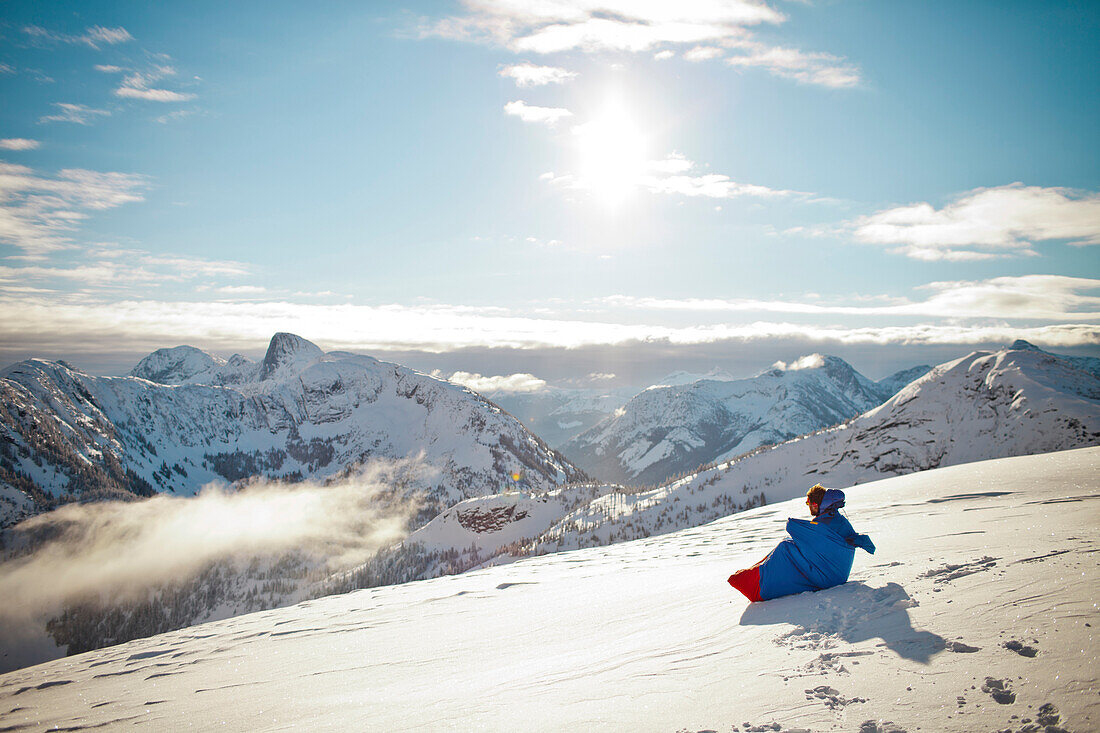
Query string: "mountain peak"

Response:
xmin=131 ymin=345 xmax=221 ymax=384
xmin=1009 ymin=339 xmax=1045 ymax=353
xmin=260 ymin=333 xmax=324 ymax=380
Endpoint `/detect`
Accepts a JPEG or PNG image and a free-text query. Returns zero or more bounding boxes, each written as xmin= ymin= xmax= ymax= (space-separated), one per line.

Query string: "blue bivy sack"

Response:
xmin=728 ymin=496 xmax=875 ymax=602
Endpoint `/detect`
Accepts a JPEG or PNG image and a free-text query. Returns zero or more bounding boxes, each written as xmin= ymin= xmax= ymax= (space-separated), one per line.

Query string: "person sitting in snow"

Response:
xmin=728 ymin=484 xmax=875 ymax=602
xmin=806 ymin=484 xmax=876 ymax=552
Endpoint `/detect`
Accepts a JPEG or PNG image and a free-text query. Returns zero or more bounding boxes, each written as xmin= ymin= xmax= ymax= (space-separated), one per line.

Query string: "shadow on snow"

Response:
xmin=738 ymin=581 xmax=947 ymax=664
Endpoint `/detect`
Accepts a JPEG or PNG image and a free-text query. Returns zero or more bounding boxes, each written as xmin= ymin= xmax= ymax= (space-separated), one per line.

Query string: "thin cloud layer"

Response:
xmin=0 ymin=139 xmax=40 ymax=151
xmin=603 ymin=275 xmax=1100 ymax=322
xmin=110 ymin=65 xmax=196 ymax=103
xmin=38 ymin=102 xmax=111 ymax=125
xmin=0 ymin=288 xmax=1096 ymax=363
xmin=426 ymin=0 xmax=860 ymax=88
xmin=851 ymin=183 xmax=1100 ymax=260
xmin=725 ymin=43 xmax=861 ymax=88
xmin=546 ymin=153 xmax=799 ymax=200
xmin=22 ymin=24 xmax=133 ymax=49
xmin=0 ymin=162 xmax=148 ymax=256
xmin=0 ymin=460 xmax=423 ymax=669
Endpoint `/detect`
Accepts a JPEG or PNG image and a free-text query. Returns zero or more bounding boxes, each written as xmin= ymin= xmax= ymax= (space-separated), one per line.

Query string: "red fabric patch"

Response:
xmin=728 ymin=565 xmax=762 ymax=602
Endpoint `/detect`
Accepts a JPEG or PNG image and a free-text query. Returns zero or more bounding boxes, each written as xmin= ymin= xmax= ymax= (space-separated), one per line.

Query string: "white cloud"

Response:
xmin=684 ymin=45 xmax=724 ymax=62
xmin=637 ymin=154 xmax=798 ymax=199
xmin=116 ymin=87 xmax=196 ymax=102
xmin=424 ymin=1 xmax=859 ymax=88
xmin=0 ymin=162 xmax=149 ymax=256
xmin=725 ymin=43 xmax=861 ymax=88
xmin=499 ymin=62 xmax=578 ymax=87
xmin=653 ymin=50 xmax=675 ymax=60
xmin=114 ymin=66 xmax=196 ymax=103
xmin=94 ymin=64 xmax=124 ymax=73
xmin=602 ymin=275 xmax=1100 ymax=322
xmin=0 ymin=64 xmax=14 ymax=75
xmin=38 ymin=103 xmax=111 ymax=125
xmin=504 ymin=100 xmax=573 ymax=126
xmin=851 ymin=183 xmax=1100 ymax=260
xmin=771 ymin=353 xmax=825 ymax=371
xmin=83 ymin=26 xmax=134 ymax=46
xmin=0 ymin=291 xmax=1096 ymax=360
xmin=0 ymin=139 xmax=40 ymax=151
xmin=23 ymin=24 xmax=133 ymax=49
xmin=442 ymin=371 xmax=549 ymax=394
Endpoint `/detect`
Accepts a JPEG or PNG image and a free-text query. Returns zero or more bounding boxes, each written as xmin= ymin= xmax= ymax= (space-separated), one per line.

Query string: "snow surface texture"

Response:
xmin=0 ymin=333 xmax=583 ymax=528
xmin=564 ymin=355 xmax=918 ymax=487
xmin=1 ymin=447 xmax=1096 ymax=732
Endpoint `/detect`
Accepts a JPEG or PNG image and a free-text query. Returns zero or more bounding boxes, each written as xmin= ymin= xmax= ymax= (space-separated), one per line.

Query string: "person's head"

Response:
xmin=806 ymin=484 xmax=826 ymax=516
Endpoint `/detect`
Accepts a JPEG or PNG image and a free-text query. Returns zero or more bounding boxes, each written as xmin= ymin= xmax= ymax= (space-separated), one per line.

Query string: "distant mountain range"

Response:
xmin=391 ymin=342 xmax=1100 ymax=576
xmin=561 ymin=354 xmax=930 ymax=486
xmin=0 ymin=333 xmax=584 ymax=529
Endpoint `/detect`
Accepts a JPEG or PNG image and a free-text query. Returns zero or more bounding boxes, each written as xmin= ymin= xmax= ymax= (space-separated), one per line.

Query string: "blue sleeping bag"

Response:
xmin=758 ymin=518 xmax=858 ymax=599
xmin=728 ymin=490 xmax=875 ymax=602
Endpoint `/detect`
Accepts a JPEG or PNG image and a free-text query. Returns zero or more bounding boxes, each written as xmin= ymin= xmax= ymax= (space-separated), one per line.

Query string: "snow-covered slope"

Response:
xmin=0 ymin=333 xmax=584 ymax=528
xmin=874 ymin=364 xmax=931 ymax=399
xmin=564 ymin=354 xmax=887 ymax=486
xmin=3 ymin=447 xmax=1096 ymax=732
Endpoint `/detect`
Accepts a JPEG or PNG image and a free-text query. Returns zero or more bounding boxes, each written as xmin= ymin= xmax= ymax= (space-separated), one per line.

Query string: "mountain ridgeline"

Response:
xmin=561 ymin=354 xmax=931 ymax=487
xmin=375 ymin=343 xmax=1100 ymax=580
xmin=0 ymin=333 xmax=584 ymax=529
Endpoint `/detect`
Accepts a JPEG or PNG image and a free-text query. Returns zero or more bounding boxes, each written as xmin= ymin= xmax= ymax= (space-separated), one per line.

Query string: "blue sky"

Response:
xmin=1 ymin=1 xmax=1098 ymax=385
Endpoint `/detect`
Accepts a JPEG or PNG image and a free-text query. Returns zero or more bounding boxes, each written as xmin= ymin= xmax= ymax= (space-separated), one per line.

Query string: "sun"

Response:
xmin=573 ymin=103 xmax=649 ymax=206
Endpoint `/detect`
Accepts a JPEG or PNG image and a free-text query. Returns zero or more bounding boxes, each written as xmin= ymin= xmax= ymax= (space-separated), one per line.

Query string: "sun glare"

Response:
xmin=573 ymin=104 xmax=649 ymax=206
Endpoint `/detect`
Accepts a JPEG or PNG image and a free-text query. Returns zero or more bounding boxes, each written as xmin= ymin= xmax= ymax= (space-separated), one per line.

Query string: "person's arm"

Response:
xmin=850 ymin=533 xmax=875 ymax=554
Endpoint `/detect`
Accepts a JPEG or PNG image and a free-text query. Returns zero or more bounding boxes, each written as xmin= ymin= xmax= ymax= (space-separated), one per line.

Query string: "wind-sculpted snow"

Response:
xmin=0 ymin=334 xmax=584 ymax=529
xmin=564 ymin=354 xmax=889 ymax=486
xmin=1 ymin=448 xmax=1096 ymax=732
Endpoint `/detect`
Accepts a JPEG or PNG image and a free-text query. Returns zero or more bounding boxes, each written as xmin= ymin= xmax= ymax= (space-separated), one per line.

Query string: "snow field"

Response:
xmin=0 ymin=447 xmax=1096 ymax=732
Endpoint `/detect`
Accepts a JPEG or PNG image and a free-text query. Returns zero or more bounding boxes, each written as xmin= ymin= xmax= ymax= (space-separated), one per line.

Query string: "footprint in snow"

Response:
xmin=981 ymin=677 xmax=1016 ymax=704
xmin=1003 ymin=640 xmax=1038 ymax=657
xmin=858 ymin=721 xmax=907 ymax=733
xmin=803 ymin=684 xmax=867 ymax=710
xmin=919 ymin=556 xmax=999 ymax=587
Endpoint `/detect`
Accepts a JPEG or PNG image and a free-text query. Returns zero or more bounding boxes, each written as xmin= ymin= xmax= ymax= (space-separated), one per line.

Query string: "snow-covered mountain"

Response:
xmin=129 ymin=345 xmax=259 ymax=386
xmin=386 ymin=343 xmax=1100 ymax=574
xmin=647 ymin=366 xmax=739 ymax=387
xmin=3 ymin=447 xmax=1097 ymax=732
xmin=563 ymin=354 xmax=889 ymax=486
xmin=0 ymin=333 xmax=584 ymax=529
